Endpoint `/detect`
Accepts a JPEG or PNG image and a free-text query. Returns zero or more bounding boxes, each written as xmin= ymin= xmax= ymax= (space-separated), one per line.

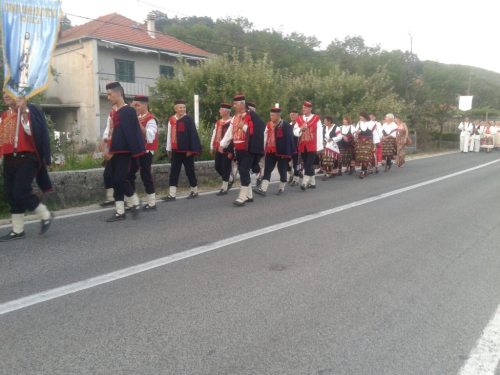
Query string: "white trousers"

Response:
xmin=469 ymin=135 xmax=480 ymax=152
xmin=460 ymin=133 xmax=470 ymax=152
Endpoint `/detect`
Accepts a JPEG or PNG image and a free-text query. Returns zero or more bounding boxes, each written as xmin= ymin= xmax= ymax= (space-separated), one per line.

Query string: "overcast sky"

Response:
xmin=63 ymin=0 xmax=500 ymax=75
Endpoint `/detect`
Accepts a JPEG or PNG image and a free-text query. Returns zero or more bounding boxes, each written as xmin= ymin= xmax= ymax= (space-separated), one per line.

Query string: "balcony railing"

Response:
xmin=98 ymin=73 xmax=157 ymax=97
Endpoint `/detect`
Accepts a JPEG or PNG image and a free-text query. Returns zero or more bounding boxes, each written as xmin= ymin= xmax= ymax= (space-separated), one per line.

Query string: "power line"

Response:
xmin=64 ymin=12 xmax=335 ymax=62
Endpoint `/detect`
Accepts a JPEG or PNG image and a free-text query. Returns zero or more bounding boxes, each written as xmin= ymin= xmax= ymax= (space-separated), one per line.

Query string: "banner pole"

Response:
xmin=13 ymin=106 xmax=20 ymax=156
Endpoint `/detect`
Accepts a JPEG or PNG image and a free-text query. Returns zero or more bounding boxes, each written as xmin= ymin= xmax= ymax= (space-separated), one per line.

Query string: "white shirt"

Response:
xmin=139 ymin=113 xmax=157 ymax=144
xmin=458 ymin=122 xmax=473 ymax=134
xmin=381 ymin=122 xmax=398 ymax=138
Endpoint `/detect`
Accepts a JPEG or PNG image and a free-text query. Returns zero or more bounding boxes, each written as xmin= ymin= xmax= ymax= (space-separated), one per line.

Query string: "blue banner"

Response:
xmin=0 ymin=0 xmax=61 ymax=99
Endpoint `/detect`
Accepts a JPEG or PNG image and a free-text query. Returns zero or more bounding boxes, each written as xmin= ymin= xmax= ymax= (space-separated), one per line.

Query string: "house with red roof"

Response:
xmin=44 ymin=13 xmax=210 ymax=146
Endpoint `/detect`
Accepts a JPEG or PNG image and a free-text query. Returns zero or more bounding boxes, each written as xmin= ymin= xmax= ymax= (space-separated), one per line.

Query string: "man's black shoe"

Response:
xmin=142 ymin=204 xmax=157 ymax=211
xmin=187 ymin=192 xmax=199 ymax=199
xmin=0 ymin=230 xmax=26 ymax=242
xmin=216 ymin=189 xmax=228 ymax=196
xmin=40 ymin=213 xmax=55 ymax=235
xmin=253 ymin=187 xmax=266 ymax=196
xmin=161 ymin=195 xmax=176 ymax=202
xmin=100 ymin=200 xmax=115 ymax=208
xmin=277 ymin=189 xmax=284 ymax=195
xmin=106 ymin=212 xmax=126 ymax=222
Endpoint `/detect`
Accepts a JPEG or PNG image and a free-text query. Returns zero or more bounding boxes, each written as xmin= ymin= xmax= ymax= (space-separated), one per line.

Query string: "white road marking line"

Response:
xmin=457 ymin=303 xmax=500 ymax=375
xmin=1 ymin=159 xmax=499 ymax=316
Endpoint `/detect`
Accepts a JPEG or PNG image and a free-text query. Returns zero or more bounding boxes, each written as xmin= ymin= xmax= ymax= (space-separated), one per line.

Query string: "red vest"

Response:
xmin=213 ymin=119 xmax=231 ymax=148
xmin=296 ymin=114 xmax=321 ymax=152
xmin=265 ymin=122 xmax=277 ymax=153
xmin=169 ymin=116 xmax=179 ymax=150
xmin=0 ymin=109 xmax=36 ymax=157
xmin=139 ymin=112 xmax=158 ymax=151
xmin=231 ymin=113 xmax=252 ymax=150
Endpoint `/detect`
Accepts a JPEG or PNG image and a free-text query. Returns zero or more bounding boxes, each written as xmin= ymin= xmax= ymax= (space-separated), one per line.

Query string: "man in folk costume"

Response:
xmin=162 ymin=99 xmax=202 ymax=201
xmin=458 ymin=117 xmax=472 ymax=153
xmin=98 ymin=104 xmax=117 ymax=207
xmin=219 ymin=95 xmax=266 ymax=206
xmin=126 ymin=95 xmax=158 ymax=211
xmin=253 ymin=107 xmax=295 ymax=196
xmin=380 ymin=113 xmax=398 ymax=172
xmin=293 ymin=101 xmax=324 ymax=190
xmin=0 ymin=93 xmax=54 ymax=241
xmin=469 ymin=120 xmax=481 ymax=153
xmin=210 ymin=103 xmax=234 ymax=196
xmin=354 ymin=111 xmax=375 ymax=179
xmin=369 ymin=112 xmax=383 ymax=173
xmin=287 ymin=109 xmax=300 ymax=185
xmin=105 ymin=82 xmax=146 ymax=222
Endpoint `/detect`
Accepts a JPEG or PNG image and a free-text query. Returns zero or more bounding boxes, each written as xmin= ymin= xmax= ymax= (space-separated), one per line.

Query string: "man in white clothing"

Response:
xmin=458 ymin=117 xmax=472 ymax=153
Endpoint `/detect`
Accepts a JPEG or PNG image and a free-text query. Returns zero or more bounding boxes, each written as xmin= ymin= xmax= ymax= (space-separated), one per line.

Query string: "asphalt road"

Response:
xmin=1 ymin=152 xmax=500 ymax=375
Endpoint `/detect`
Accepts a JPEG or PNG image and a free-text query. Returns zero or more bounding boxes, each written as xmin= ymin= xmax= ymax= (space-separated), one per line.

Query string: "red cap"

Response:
xmin=303 ymin=101 xmax=313 ymax=108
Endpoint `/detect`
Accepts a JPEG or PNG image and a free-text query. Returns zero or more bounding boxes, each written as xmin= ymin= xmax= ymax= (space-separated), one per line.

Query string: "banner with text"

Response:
xmin=0 ymin=0 xmax=62 ymax=99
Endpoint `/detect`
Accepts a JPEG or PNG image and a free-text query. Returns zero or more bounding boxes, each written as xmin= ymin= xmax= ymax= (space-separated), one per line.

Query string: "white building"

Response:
xmin=44 ymin=13 xmax=210 ymax=148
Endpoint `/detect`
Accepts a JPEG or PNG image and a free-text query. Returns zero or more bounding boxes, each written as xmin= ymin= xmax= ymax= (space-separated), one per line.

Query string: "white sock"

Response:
xmin=261 ymin=180 xmax=269 ymax=192
xmin=115 ymin=201 xmax=125 ymax=215
xmin=191 ymin=186 xmax=198 ymax=194
xmin=222 ymin=181 xmax=228 ymax=191
xmin=288 ymin=169 xmax=293 ymax=177
xmin=247 ymin=185 xmax=253 ymax=199
xmin=130 ymin=193 xmax=140 ymax=206
xmin=106 ymin=188 xmax=114 ymax=201
xmin=12 ymin=213 xmax=24 ymax=234
xmin=236 ymin=186 xmax=247 ymax=202
xmin=124 ymin=195 xmax=132 ymax=206
xmin=279 ymin=182 xmax=285 ymax=190
xmin=34 ymin=203 xmax=51 ymax=221
xmin=147 ymin=193 xmax=156 ymax=206
xmin=302 ymin=175 xmax=310 ymax=186
xmin=169 ymin=186 xmax=177 ymax=197
xmin=310 ymin=176 xmax=316 ymax=186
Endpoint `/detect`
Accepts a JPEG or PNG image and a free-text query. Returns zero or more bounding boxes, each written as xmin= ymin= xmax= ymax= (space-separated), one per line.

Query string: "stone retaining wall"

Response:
xmin=39 ymin=161 xmax=218 ymax=209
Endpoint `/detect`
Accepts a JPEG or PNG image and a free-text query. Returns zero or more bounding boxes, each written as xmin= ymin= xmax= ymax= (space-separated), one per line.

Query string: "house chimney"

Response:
xmin=147 ymin=12 xmax=155 ymax=39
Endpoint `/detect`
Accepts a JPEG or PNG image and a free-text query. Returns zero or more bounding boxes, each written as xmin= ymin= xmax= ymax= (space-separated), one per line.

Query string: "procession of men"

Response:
xmin=3 ymin=81 xmax=500 ymax=240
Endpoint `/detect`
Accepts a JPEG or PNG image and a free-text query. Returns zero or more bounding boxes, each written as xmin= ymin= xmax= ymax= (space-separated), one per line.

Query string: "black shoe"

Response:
xmin=0 ymin=230 xmax=26 ymax=242
xmin=161 ymin=195 xmax=176 ymax=202
xmin=142 ymin=204 xmax=156 ymax=211
xmin=100 ymin=200 xmax=115 ymax=208
xmin=246 ymin=197 xmax=254 ymax=203
xmin=256 ymin=178 xmax=262 ymax=187
xmin=187 ymin=192 xmax=198 ymax=199
xmin=40 ymin=213 xmax=55 ymax=235
xmin=290 ymin=180 xmax=298 ymax=186
xmin=307 ymin=184 xmax=316 ymax=189
xmin=277 ymin=189 xmax=284 ymax=195
xmin=130 ymin=205 xmax=141 ymax=219
xmin=300 ymin=184 xmax=306 ymax=191
xmin=125 ymin=205 xmax=134 ymax=213
xmin=233 ymin=199 xmax=246 ymax=207
xmin=253 ymin=187 xmax=267 ymax=196
xmin=106 ymin=212 xmax=126 ymax=222
xmin=216 ymin=189 xmax=228 ymax=196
